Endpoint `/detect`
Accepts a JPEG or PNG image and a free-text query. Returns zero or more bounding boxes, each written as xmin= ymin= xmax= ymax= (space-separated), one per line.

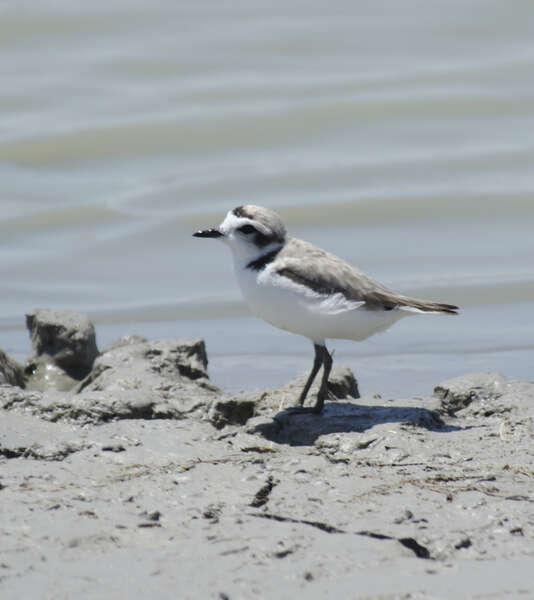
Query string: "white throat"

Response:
xmin=229 ymin=240 xmax=285 ymax=271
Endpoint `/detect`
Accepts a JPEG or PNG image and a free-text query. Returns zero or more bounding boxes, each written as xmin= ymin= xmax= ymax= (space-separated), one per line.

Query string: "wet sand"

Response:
xmin=1 ymin=312 xmax=533 ymax=599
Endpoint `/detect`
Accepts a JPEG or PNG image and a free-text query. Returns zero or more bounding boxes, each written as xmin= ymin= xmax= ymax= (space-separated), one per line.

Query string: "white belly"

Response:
xmin=235 ymin=265 xmax=411 ymax=344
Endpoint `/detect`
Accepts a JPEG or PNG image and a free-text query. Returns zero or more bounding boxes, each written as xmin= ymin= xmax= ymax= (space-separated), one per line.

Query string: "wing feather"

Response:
xmin=275 ymin=238 xmax=458 ymax=314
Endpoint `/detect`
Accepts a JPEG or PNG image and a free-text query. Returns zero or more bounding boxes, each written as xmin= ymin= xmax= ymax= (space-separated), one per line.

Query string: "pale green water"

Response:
xmin=1 ymin=1 xmax=533 ymax=396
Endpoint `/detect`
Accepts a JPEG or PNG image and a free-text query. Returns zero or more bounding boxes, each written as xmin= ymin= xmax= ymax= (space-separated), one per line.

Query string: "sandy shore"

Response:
xmin=1 ymin=310 xmax=533 ymax=599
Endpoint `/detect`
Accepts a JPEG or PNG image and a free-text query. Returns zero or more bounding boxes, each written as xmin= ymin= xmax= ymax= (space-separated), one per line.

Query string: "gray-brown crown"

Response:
xmin=232 ymin=205 xmax=287 ymax=245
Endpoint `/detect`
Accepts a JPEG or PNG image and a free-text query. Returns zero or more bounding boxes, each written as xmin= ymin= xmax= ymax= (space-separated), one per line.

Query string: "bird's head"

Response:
xmin=193 ymin=205 xmax=286 ymax=262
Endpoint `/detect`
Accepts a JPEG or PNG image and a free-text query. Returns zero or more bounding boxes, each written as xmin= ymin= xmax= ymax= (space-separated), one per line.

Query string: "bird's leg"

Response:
xmin=311 ymin=345 xmax=332 ymax=414
xmin=284 ymin=345 xmax=331 ymax=416
xmin=297 ymin=344 xmax=324 ymax=406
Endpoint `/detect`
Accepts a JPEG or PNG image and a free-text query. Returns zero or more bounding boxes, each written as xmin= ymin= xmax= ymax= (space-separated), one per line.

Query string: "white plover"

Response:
xmin=194 ymin=205 xmax=458 ymax=413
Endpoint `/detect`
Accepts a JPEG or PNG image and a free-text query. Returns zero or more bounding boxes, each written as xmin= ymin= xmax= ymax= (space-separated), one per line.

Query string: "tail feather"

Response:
xmin=397 ymin=296 xmax=459 ymax=314
xmin=365 ymin=290 xmax=459 ymax=314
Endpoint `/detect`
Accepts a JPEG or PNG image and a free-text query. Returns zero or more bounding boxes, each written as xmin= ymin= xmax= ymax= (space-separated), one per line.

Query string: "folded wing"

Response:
xmin=275 ymin=238 xmax=458 ymax=315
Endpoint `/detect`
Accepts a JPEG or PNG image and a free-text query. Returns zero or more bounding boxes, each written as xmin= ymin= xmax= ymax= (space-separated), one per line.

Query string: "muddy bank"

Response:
xmin=1 ymin=310 xmax=533 ymax=599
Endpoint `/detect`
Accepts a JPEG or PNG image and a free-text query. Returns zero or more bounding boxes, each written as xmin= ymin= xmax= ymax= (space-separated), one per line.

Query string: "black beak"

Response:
xmin=193 ymin=228 xmax=223 ymax=239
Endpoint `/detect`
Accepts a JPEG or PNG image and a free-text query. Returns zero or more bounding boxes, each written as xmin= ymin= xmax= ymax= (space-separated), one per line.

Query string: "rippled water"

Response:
xmin=1 ymin=1 xmax=533 ymax=396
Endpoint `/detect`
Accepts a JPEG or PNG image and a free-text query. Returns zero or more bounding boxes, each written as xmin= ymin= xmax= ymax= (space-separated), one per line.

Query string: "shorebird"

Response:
xmin=194 ymin=205 xmax=458 ymax=413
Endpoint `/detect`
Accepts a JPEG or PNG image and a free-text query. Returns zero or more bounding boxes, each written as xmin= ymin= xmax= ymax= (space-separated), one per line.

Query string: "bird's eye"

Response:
xmin=238 ymin=224 xmax=256 ymax=235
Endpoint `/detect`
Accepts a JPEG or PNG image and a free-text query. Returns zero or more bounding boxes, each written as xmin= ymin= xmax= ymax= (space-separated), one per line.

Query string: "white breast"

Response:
xmin=234 ymin=263 xmax=411 ymax=344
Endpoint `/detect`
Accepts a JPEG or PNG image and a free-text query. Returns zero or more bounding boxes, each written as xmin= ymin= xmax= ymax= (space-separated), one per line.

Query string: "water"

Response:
xmin=1 ymin=1 xmax=533 ymax=397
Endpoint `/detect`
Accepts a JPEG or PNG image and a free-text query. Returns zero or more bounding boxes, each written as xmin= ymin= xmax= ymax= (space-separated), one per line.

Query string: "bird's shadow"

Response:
xmin=252 ymin=400 xmax=467 ymax=447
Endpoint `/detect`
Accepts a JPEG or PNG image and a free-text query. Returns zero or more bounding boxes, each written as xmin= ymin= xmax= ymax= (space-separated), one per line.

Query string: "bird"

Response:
xmin=193 ymin=205 xmax=458 ymax=414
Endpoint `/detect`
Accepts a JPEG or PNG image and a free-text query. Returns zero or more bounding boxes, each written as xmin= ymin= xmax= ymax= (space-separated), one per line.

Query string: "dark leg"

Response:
xmin=297 ymin=344 xmax=324 ymax=407
xmin=311 ymin=345 xmax=332 ymax=414
xmin=284 ymin=345 xmax=332 ymax=415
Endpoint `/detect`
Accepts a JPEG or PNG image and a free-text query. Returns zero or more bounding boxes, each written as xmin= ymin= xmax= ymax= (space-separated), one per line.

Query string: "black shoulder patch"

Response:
xmin=246 ymin=247 xmax=282 ymax=271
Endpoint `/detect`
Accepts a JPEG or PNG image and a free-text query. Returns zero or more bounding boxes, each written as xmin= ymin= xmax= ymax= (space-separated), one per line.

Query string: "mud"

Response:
xmin=1 ymin=311 xmax=533 ymax=599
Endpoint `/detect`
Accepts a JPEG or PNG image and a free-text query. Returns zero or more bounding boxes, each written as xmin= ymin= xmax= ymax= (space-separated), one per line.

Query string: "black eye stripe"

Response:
xmin=238 ymin=224 xmax=256 ymax=234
